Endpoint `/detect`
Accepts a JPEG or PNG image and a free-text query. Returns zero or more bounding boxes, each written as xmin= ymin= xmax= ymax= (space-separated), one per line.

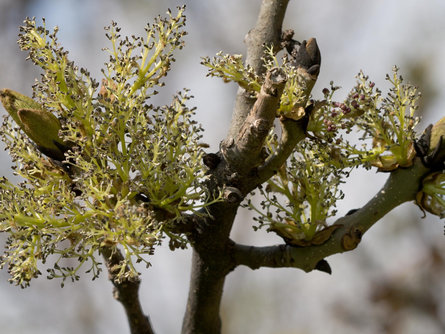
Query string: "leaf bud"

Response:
xmin=0 ymin=88 xmax=69 ymax=161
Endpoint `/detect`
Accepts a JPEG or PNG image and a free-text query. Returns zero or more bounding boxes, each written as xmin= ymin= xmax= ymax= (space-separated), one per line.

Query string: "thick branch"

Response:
xmin=233 ymin=158 xmax=430 ymax=272
xmin=228 ymin=0 xmax=290 ymax=139
xmin=182 ymin=2 xmax=291 ymax=333
xmin=181 ymin=251 xmax=226 ymax=334
xmin=227 ymin=38 xmax=321 ymax=186
xmin=222 ymin=67 xmax=286 ymax=172
xmin=182 ymin=202 xmax=239 ymax=334
xmin=101 ymin=247 xmax=155 ymax=334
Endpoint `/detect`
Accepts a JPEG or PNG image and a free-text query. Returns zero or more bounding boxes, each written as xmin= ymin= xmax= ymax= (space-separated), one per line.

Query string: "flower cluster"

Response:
xmin=203 ymin=42 xmax=433 ymax=245
xmin=201 ymin=52 xmax=261 ymax=93
xmin=248 ymin=138 xmax=346 ymax=244
xmin=307 ymin=67 xmax=420 ymax=170
xmin=248 ymin=66 xmax=433 ymax=245
xmin=351 ymin=68 xmax=419 ymax=171
xmin=201 ymin=46 xmax=316 ymax=121
xmin=0 ymin=7 xmax=215 ymax=287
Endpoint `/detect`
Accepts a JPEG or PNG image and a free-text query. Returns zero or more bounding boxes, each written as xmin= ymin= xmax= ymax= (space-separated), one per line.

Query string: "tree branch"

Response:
xmin=228 ymin=0 xmax=290 ymax=139
xmin=222 ymin=67 xmax=286 ymax=172
xmin=182 ymin=202 xmax=239 ymax=334
xmin=256 ymin=116 xmax=307 ymax=183
xmin=233 ymin=158 xmax=430 ymax=272
xmin=101 ymin=247 xmax=155 ymax=334
xmin=227 ymin=35 xmax=321 ymax=186
xmin=181 ymin=251 xmax=227 ymax=334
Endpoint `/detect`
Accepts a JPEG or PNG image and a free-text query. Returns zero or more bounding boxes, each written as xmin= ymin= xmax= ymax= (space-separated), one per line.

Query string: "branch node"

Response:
xmin=223 ymin=186 xmax=243 ymax=203
xmin=341 ymin=226 xmax=363 ymax=251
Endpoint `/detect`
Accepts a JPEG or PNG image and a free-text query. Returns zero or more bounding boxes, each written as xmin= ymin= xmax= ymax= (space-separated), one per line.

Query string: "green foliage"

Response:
xmin=262 ymin=46 xmax=316 ymax=121
xmin=350 ymin=68 xmax=419 ymax=171
xmin=201 ymin=52 xmax=261 ymax=92
xmin=1 ymin=7 xmax=443 ymax=289
xmin=0 ymin=7 xmax=216 ymax=287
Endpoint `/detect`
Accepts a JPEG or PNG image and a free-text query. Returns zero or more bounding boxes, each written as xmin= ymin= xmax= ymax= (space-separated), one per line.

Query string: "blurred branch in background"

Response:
xmin=332 ymin=222 xmax=445 ymax=334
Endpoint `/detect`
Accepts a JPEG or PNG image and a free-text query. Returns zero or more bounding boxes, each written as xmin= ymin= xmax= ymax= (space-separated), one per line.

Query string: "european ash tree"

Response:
xmin=0 ymin=2 xmax=444 ymax=334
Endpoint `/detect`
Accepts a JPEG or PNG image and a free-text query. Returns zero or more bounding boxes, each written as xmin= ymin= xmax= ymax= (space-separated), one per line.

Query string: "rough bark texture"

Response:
xmin=181 ymin=202 xmax=239 ymax=334
xmin=180 ymin=0 xmax=436 ymax=332
xmin=222 ymin=67 xmax=286 ymax=173
xmin=228 ymin=0 xmax=290 ymax=139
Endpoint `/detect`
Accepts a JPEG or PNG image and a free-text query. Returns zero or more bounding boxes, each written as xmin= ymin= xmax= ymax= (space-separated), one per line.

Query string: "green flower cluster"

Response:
xmin=0 ymin=7 xmax=214 ymax=287
xmin=253 ymin=67 xmax=424 ymax=244
xmin=201 ymin=52 xmax=261 ymax=92
xmin=249 ymin=138 xmax=345 ymax=244
xmin=256 ymin=63 xmax=436 ymax=244
xmin=201 ymin=46 xmax=316 ymax=121
xmin=203 ymin=43 xmax=431 ymax=245
xmin=351 ymin=68 xmax=419 ymax=171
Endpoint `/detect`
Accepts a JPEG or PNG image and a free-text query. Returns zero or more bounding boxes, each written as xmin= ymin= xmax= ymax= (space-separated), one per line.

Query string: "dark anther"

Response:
xmin=134 ymin=193 xmax=150 ymax=203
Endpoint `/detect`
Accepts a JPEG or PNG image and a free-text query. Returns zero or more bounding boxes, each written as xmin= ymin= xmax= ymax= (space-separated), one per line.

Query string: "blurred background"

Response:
xmin=0 ymin=0 xmax=444 ymax=333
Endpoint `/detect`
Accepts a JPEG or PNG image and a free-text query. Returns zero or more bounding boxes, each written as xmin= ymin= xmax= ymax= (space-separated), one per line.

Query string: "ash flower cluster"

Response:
xmin=252 ymin=67 xmax=425 ymax=244
xmin=203 ymin=41 xmax=441 ymax=245
xmin=0 ymin=7 xmax=215 ymax=287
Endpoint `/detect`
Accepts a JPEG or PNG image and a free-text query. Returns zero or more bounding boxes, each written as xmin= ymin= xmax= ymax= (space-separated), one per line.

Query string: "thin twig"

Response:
xmin=233 ymin=158 xmax=430 ymax=271
xmin=101 ymin=247 xmax=155 ymax=334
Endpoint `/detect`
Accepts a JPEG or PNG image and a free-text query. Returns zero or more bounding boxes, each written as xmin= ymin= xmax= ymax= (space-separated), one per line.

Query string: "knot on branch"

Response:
xmin=263 ymin=67 xmax=287 ymax=96
xmin=223 ymin=186 xmax=243 ymax=203
xmin=341 ymin=226 xmax=363 ymax=251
